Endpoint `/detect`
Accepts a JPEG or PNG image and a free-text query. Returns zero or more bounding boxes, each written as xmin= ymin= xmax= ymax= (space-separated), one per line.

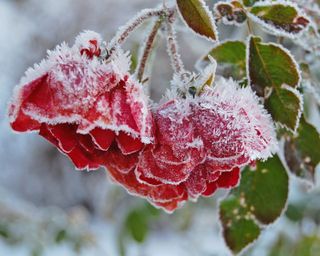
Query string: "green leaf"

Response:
xmin=247 ymin=36 xmax=302 ymax=131
xmin=284 ymin=116 xmax=320 ymax=182
xmin=55 ymin=229 xmax=67 ymax=243
xmin=125 ymin=210 xmax=148 ymax=243
xmin=177 ymin=0 xmax=218 ymax=41
xmin=239 ymin=156 xmax=289 ymax=224
xmin=248 ymin=3 xmax=310 ymax=37
xmin=220 ymin=155 xmax=289 ymax=254
xmin=200 ymin=41 xmax=246 ymax=80
xmin=220 ymin=198 xmax=260 ymax=254
xmin=248 ymin=36 xmax=300 ymax=92
xmin=220 ymin=196 xmax=261 ymax=254
xmin=265 ymin=86 xmax=302 ymax=131
xmin=243 ymin=0 xmax=259 ymax=7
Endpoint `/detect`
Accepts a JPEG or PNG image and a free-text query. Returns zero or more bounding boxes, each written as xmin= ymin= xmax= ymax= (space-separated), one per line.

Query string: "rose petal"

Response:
xmin=216 ymin=167 xmax=240 ymax=188
xmin=116 ymin=131 xmax=143 ymax=155
xmin=48 ymin=124 xmax=77 ymax=153
xmin=201 ymin=182 xmax=218 ymax=197
xmin=67 ymin=147 xmax=100 ymax=170
xmin=105 ymin=147 xmax=139 ymax=174
xmin=137 ymin=145 xmax=194 ymax=185
xmin=90 ymin=127 xmax=115 ymax=151
xmin=78 ymin=134 xmax=96 ymax=153
xmin=185 ymin=165 xmax=208 ymax=198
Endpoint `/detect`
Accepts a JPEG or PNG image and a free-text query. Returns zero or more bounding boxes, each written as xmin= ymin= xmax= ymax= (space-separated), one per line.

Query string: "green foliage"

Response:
xmin=243 ymin=0 xmax=259 ymax=7
xmin=220 ymin=155 xmax=289 ymax=254
xmin=201 ymin=40 xmax=246 ymax=80
xmin=177 ymin=0 xmax=218 ymax=41
xmin=125 ymin=210 xmax=149 ymax=243
xmin=55 ymin=229 xmax=67 ymax=243
xmin=220 ymin=197 xmax=260 ymax=254
xmin=249 ymin=4 xmax=310 ymax=35
xmin=269 ymin=235 xmax=320 ymax=256
xmin=265 ymin=87 xmax=302 ymax=132
xmin=118 ymin=203 xmax=161 ymax=255
xmin=284 ymin=116 xmax=320 ymax=182
xmin=247 ymin=36 xmax=302 ymax=131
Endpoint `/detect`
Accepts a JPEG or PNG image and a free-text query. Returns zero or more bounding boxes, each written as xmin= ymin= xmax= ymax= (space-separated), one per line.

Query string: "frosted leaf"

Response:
xmin=247 ymin=0 xmax=311 ymax=38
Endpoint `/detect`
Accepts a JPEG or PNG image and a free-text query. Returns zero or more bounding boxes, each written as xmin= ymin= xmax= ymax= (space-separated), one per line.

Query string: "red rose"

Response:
xmin=9 ymin=31 xmax=154 ymax=170
xmin=104 ymin=78 xmax=276 ymax=212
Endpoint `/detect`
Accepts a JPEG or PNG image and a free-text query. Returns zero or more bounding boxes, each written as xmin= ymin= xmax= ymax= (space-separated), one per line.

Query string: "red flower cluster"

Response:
xmin=9 ymin=31 xmax=277 ymax=212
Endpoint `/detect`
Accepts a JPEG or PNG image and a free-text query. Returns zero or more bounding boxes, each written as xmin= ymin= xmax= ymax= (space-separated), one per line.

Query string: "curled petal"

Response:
xmin=89 ymin=128 xmax=115 ymax=151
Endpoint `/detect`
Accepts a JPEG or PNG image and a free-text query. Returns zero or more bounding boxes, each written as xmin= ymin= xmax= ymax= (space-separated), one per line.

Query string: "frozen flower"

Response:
xmin=105 ymin=78 xmax=277 ymax=212
xmin=8 ymin=31 xmax=154 ymax=170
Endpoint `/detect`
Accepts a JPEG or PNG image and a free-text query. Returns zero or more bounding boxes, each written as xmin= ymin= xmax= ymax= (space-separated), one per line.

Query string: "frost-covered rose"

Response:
xmin=104 ymin=78 xmax=277 ymax=212
xmin=9 ymin=31 xmax=154 ymax=170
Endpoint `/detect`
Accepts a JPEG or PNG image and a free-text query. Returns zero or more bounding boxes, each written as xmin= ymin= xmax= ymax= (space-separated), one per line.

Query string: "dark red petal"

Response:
xmin=202 ymin=182 xmax=218 ymax=197
xmin=90 ymin=128 xmax=115 ymax=151
xmin=11 ymin=111 xmax=41 ymax=132
xmin=137 ymin=145 xmax=194 ymax=185
xmin=116 ymin=132 xmax=143 ymax=155
xmin=105 ymin=148 xmax=139 ymax=174
xmin=39 ymin=123 xmax=59 ymax=147
xmin=78 ymin=134 xmax=96 ymax=153
xmin=135 ymin=168 xmax=163 ymax=186
xmin=216 ymin=167 xmax=240 ymax=188
xmin=47 ymin=124 xmax=77 ymax=153
xmin=67 ymin=147 xmax=100 ymax=170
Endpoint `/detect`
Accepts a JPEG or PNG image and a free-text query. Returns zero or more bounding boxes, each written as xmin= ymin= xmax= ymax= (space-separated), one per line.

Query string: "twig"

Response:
xmin=108 ymin=7 xmax=172 ymax=56
xmin=136 ymin=18 xmax=163 ymax=82
xmin=247 ymin=19 xmax=254 ymax=35
xmin=165 ymin=12 xmax=188 ymax=81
